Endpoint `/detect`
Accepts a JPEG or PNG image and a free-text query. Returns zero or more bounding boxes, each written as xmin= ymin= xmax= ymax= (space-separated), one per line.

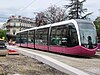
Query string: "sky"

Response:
xmin=0 ymin=0 xmax=100 ymax=22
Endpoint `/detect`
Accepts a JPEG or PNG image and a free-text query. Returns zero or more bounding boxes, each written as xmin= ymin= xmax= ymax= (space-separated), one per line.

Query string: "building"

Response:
xmin=5 ymin=15 xmax=36 ymax=35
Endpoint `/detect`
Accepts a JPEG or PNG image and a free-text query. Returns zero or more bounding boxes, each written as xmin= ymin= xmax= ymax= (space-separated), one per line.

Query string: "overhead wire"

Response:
xmin=15 ymin=0 xmax=36 ymax=15
xmin=0 ymin=0 xmax=36 ymax=20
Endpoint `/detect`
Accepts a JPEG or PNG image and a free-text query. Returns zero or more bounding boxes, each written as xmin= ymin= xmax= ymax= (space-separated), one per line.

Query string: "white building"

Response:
xmin=5 ymin=15 xmax=36 ymax=35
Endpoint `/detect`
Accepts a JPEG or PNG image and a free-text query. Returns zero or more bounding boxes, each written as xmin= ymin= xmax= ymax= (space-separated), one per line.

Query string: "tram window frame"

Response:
xmin=35 ymin=28 xmax=49 ymax=45
xmin=16 ymin=33 xmax=21 ymax=43
xmin=50 ymin=24 xmax=79 ymax=47
xmin=21 ymin=31 xmax=28 ymax=44
xmin=67 ymin=24 xmax=79 ymax=47
xmin=50 ymin=25 xmax=68 ymax=46
xmin=28 ymin=30 xmax=34 ymax=44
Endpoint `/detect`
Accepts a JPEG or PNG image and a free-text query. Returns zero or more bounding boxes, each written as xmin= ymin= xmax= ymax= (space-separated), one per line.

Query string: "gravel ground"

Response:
xmin=0 ymin=54 xmax=68 ymax=75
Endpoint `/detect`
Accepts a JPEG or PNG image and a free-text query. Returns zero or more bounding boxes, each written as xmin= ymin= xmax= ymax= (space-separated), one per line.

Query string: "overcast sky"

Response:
xmin=0 ymin=0 xmax=100 ymax=22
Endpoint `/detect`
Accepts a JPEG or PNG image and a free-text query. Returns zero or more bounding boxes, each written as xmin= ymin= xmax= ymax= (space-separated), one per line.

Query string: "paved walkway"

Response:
xmin=7 ymin=46 xmax=100 ymax=75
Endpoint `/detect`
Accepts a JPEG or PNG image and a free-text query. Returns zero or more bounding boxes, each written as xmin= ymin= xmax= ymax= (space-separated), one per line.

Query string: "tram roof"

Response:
xmin=29 ymin=23 xmax=51 ymax=30
xmin=16 ymin=19 xmax=92 ymax=34
xmin=75 ymin=19 xmax=92 ymax=23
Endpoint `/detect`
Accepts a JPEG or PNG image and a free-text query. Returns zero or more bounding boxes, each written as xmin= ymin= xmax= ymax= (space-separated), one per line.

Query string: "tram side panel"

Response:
xmin=49 ymin=23 xmax=80 ymax=54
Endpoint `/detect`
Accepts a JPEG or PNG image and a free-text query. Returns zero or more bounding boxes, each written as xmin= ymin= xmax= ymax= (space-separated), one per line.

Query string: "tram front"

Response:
xmin=76 ymin=20 xmax=97 ymax=56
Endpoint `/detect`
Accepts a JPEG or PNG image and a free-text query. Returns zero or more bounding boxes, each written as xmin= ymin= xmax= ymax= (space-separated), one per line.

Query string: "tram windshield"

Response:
xmin=78 ymin=22 xmax=97 ymax=47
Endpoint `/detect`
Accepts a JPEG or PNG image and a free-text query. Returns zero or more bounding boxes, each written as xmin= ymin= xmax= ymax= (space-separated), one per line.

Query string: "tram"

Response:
xmin=16 ymin=19 xmax=97 ymax=57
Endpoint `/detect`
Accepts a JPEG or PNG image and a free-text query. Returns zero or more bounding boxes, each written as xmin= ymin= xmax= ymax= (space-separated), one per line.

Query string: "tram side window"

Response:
xmin=16 ymin=33 xmax=20 ymax=43
xmin=35 ymin=28 xmax=48 ymax=45
xmin=50 ymin=27 xmax=59 ymax=45
xmin=21 ymin=31 xmax=28 ymax=44
xmin=35 ymin=30 xmax=40 ymax=44
xmin=36 ymin=30 xmax=43 ymax=44
xmin=50 ymin=25 xmax=68 ymax=46
xmin=50 ymin=24 xmax=79 ymax=47
xmin=67 ymin=24 xmax=79 ymax=47
xmin=28 ymin=30 xmax=34 ymax=43
xmin=42 ymin=28 xmax=48 ymax=45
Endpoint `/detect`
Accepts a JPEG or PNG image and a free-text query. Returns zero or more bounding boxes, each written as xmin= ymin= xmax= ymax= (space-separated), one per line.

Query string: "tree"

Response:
xmin=94 ymin=17 xmax=100 ymax=37
xmin=65 ymin=0 xmax=92 ymax=19
xmin=35 ymin=5 xmax=67 ymax=26
xmin=35 ymin=12 xmax=47 ymax=26
xmin=0 ymin=29 xmax=7 ymax=39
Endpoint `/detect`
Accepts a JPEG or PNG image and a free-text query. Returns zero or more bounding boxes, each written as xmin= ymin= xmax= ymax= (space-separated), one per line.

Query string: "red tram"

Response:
xmin=16 ymin=19 xmax=97 ymax=57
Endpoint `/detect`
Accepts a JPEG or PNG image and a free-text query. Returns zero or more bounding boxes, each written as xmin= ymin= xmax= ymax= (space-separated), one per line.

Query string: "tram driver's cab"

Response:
xmin=78 ymin=21 xmax=97 ymax=49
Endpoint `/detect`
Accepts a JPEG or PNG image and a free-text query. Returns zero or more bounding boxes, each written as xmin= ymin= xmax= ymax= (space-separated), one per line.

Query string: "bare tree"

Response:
xmin=35 ymin=12 xmax=46 ymax=26
xmin=35 ymin=5 xmax=67 ymax=26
